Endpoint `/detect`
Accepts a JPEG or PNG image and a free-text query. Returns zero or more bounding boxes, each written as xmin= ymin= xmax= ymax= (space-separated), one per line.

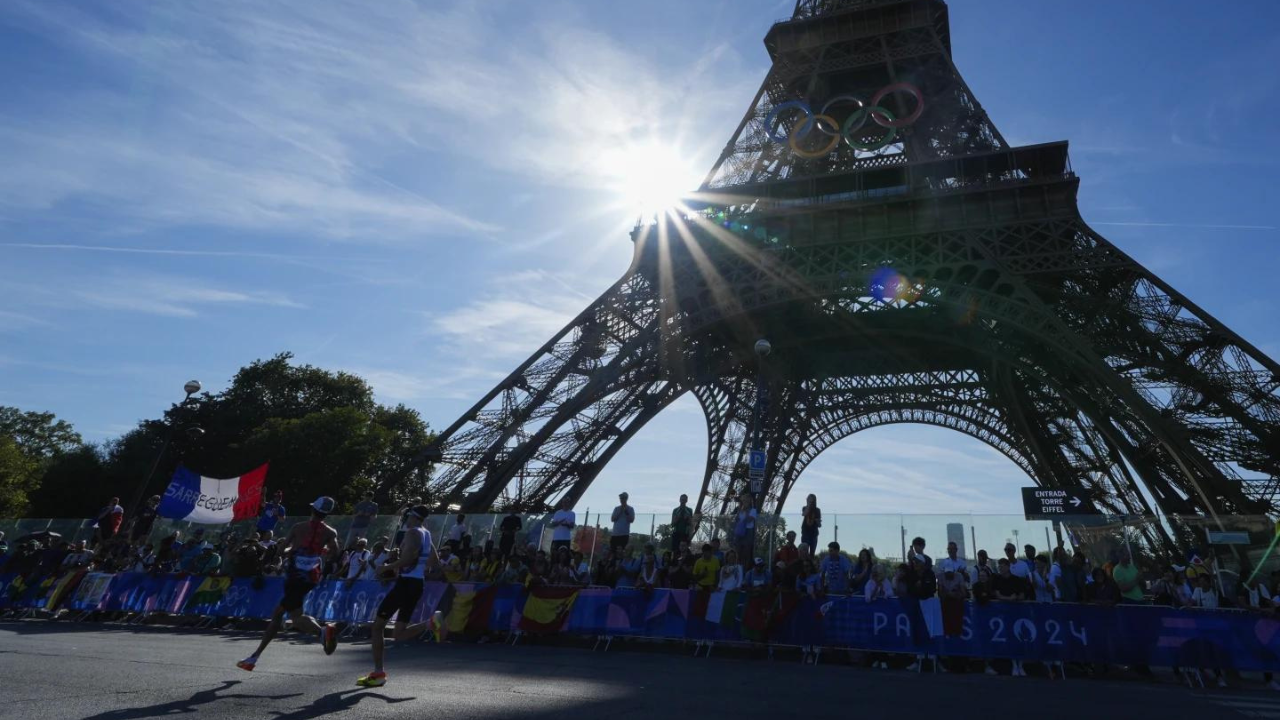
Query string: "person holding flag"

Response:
xmin=236 ymin=496 xmax=340 ymax=672
xmin=357 ymin=504 xmax=440 ymax=688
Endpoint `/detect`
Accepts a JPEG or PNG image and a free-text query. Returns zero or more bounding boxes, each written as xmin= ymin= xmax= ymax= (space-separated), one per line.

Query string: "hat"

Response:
xmin=312 ymin=496 xmax=336 ymax=514
xmin=408 ymin=504 xmax=431 ymax=520
xmin=754 ymin=557 xmax=764 ymax=565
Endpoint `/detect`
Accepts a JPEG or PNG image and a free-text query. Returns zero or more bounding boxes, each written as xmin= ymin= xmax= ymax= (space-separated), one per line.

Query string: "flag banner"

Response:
xmin=184 ymin=576 xmax=233 ymax=614
xmin=518 ymin=586 xmax=579 ymax=634
xmin=6 ymin=569 xmax=1280 ymax=671
xmin=158 ymin=464 xmax=268 ymax=524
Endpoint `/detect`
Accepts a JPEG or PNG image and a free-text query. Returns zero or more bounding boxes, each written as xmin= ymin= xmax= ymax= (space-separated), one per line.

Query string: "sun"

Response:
xmin=605 ymin=141 xmax=704 ymax=219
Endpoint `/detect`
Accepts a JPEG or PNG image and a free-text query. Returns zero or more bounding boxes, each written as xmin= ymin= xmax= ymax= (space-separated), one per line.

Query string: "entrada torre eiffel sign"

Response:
xmin=410 ymin=0 xmax=1280 ymax=546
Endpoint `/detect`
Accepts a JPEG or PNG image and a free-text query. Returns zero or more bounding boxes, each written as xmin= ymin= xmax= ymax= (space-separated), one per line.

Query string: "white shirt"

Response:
xmin=865 ymin=578 xmax=895 ymax=601
xmin=364 ymin=550 xmax=389 ymax=580
xmin=551 ymin=510 xmax=576 ymax=542
xmin=1247 ymin=583 xmax=1273 ymax=608
xmin=447 ymin=522 xmax=465 ymax=543
xmin=718 ymin=564 xmax=743 ymax=592
xmin=344 ymin=549 xmax=371 ymax=579
xmin=1191 ymin=587 xmax=1218 ymax=609
xmin=1048 ymin=563 xmax=1064 ymax=600
xmin=1032 ymin=571 xmax=1054 ymax=602
xmin=611 ymin=504 xmax=635 ymax=536
xmin=937 ymin=557 xmax=969 ymax=580
xmin=1007 ymin=558 xmax=1031 ymax=579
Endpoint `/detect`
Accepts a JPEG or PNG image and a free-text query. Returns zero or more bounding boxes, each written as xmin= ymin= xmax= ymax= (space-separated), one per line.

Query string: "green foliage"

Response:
xmin=7 ymin=353 xmax=436 ymax=518
xmin=0 ymin=435 xmax=39 ymax=516
xmin=0 ymin=406 xmax=83 ymax=460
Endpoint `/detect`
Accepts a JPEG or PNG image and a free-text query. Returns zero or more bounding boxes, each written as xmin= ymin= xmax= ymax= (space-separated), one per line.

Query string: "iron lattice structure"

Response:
xmin=402 ymin=0 xmax=1280 ymax=544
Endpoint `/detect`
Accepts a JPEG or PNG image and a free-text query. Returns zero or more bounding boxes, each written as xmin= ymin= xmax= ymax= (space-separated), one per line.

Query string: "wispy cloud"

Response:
xmin=0 ymin=309 xmax=46 ymax=332
xmin=428 ymin=270 xmax=594 ymax=358
xmin=6 ymin=271 xmax=305 ymax=318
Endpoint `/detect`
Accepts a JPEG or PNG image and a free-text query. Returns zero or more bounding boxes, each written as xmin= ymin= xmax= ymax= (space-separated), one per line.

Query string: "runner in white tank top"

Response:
xmin=358 ymin=504 xmax=439 ymax=688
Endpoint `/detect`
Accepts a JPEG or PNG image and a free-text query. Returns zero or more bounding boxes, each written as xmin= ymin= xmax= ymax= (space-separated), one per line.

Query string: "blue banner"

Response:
xmin=4 ymin=571 xmax=1278 ymax=671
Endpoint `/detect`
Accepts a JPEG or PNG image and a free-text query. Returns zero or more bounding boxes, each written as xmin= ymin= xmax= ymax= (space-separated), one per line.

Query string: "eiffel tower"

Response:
xmin=406 ymin=0 xmax=1280 ymax=546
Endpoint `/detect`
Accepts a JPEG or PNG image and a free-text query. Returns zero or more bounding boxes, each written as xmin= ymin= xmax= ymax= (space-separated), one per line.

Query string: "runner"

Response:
xmin=357 ymin=504 xmax=439 ymax=688
xmin=236 ymin=496 xmax=340 ymax=671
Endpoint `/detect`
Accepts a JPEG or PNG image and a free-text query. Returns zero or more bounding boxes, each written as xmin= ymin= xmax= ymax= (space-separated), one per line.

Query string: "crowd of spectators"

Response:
xmin=1 ymin=489 xmax=1272 ymax=617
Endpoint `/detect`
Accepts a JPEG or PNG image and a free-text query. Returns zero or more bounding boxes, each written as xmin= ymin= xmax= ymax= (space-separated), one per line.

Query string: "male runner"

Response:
xmin=357 ymin=504 xmax=439 ymax=688
xmin=237 ymin=496 xmax=340 ymax=671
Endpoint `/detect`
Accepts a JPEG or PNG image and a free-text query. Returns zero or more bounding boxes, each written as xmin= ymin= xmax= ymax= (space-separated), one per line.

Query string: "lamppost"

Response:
xmin=747 ymin=339 xmax=771 ymax=505
xmin=127 ymin=380 xmax=202 ymax=516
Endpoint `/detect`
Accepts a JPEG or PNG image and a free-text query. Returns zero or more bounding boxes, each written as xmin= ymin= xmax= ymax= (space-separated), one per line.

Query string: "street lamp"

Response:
xmin=126 ymin=380 xmax=202 ymax=516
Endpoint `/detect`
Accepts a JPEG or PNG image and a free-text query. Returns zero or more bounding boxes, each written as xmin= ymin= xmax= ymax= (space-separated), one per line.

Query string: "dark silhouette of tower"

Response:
xmin=399 ymin=0 xmax=1280 ymax=548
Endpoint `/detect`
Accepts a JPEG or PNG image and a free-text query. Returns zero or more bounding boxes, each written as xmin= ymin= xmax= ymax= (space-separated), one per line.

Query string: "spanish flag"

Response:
xmin=518 ymin=586 xmax=579 ymax=634
xmin=445 ymin=584 xmax=501 ymax=636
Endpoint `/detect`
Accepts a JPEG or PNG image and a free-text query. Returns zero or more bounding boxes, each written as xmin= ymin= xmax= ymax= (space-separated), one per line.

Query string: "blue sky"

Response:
xmin=1 ymin=0 xmax=1278 ymax=525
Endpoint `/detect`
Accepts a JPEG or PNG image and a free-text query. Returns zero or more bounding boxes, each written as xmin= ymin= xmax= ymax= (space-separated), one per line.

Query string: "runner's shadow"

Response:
xmin=269 ymin=688 xmax=413 ymax=719
xmin=80 ymin=680 xmax=302 ymax=720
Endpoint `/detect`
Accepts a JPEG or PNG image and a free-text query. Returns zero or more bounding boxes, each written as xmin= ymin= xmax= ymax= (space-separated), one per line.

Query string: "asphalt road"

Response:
xmin=2 ymin=621 xmax=1279 ymax=720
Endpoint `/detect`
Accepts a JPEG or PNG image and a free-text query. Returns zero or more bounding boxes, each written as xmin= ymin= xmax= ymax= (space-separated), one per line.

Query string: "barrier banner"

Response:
xmin=4 ymin=571 xmax=1279 ymax=671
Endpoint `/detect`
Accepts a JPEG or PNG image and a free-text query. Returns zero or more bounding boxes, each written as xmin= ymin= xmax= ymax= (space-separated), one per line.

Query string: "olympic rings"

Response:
xmin=763 ymin=82 xmax=924 ymax=156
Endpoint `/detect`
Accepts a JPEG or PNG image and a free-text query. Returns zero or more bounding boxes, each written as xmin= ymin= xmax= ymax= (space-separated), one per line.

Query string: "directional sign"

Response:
xmin=748 ymin=449 xmax=767 ymax=478
xmin=1206 ymin=530 xmax=1251 ymax=545
xmin=1021 ymin=488 xmax=1099 ymax=520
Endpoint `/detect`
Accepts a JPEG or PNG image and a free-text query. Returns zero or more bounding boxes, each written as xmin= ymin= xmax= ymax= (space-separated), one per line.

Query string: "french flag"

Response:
xmin=158 ymin=464 xmax=268 ymax=525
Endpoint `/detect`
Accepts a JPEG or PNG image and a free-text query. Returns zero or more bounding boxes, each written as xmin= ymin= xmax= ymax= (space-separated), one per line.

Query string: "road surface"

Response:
xmin=1 ymin=621 xmax=1277 ymax=719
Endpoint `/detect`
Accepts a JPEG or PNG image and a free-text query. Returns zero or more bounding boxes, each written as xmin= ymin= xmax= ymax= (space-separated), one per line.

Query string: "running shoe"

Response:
xmin=322 ymin=623 xmax=338 ymax=655
xmin=236 ymin=656 xmax=257 ymax=672
xmin=356 ymin=671 xmax=387 ymax=688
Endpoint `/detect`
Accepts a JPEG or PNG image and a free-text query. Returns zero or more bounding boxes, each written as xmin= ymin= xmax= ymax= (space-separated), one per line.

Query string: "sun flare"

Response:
xmin=605 ymin=142 xmax=704 ymax=219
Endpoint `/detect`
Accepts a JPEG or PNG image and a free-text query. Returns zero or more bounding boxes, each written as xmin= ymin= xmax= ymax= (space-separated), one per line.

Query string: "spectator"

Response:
xmin=1151 ymin=567 xmax=1182 ymax=606
xmin=230 ymin=538 xmax=263 ymax=577
xmin=819 ymin=542 xmax=853 ymax=595
xmin=257 ymin=490 xmax=286 ymax=535
xmin=710 ymin=537 xmax=725 ymax=563
xmin=340 ymin=538 xmax=371 ymax=582
xmin=617 ymin=549 xmax=641 ymax=588
xmin=1032 ymin=555 xmax=1054 ymax=602
xmin=910 ymin=537 xmax=932 ymax=569
xmin=498 ymin=510 xmax=522 ymax=558
xmin=798 ymin=557 xmax=821 ymax=598
xmin=481 ymin=548 xmax=504 ymax=582
xmin=1021 ymin=544 xmax=1037 ymax=577
xmin=744 ymin=557 xmax=771 ymax=590
xmin=667 ymin=556 xmax=693 ymax=589
xmin=1049 ymin=548 xmax=1076 ymax=602
xmin=129 ymin=495 xmax=161 ymax=544
xmin=1112 ymin=548 xmax=1145 ymax=603
xmin=594 ymin=549 xmax=619 ymax=588
xmin=937 ymin=542 xmax=968 ymax=583
xmin=611 ymin=493 xmax=635 ymax=553
xmin=93 ymin=496 xmax=125 ymax=547
xmin=800 ymin=494 xmax=821 ymax=552
xmin=131 ymin=543 xmax=156 ymax=573
xmin=446 ymin=513 xmax=467 ymax=552
xmin=393 ymin=497 xmax=421 ymax=548
xmin=1190 ymin=573 xmax=1218 ymax=609
xmin=550 ymin=498 xmax=576 ymax=554
xmin=774 ymin=531 xmax=801 ymax=589
xmin=732 ymin=493 xmax=757 ymax=565
xmin=849 ymin=548 xmax=874 ymax=596
xmin=0 ymin=530 xmax=7 ymax=556
xmin=1240 ymin=574 xmax=1273 ymax=610
xmin=971 ymin=549 xmax=996 ymax=586
xmin=693 ymin=544 xmax=720 ymax=590
xmin=718 ymin=549 xmax=743 ymax=591
xmin=971 ymin=566 xmax=994 ymax=604
xmin=61 ymin=540 xmax=94 ymax=569
xmin=865 ymin=565 xmax=894 ymax=601
xmin=671 ymin=494 xmax=695 ymax=551
xmin=1003 ymin=543 xmax=1030 ymax=583
xmin=637 ymin=554 xmax=661 ymax=590
xmin=346 ymin=492 xmax=379 ymax=548
xmin=156 ymin=532 xmax=183 ymax=572
xmin=437 ymin=544 xmax=463 ymax=583
xmin=498 ymin=557 xmax=523 ymax=585
xmin=572 ymin=551 xmax=590 ymax=584
xmin=190 ymin=543 xmax=221 ymax=575
xmin=1085 ymin=567 xmax=1119 ymax=605
xmin=992 ymin=558 xmax=1027 ymax=601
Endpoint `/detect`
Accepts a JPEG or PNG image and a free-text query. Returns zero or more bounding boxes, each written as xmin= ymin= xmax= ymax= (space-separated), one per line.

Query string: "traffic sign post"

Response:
xmin=748 ymin=449 xmax=766 ymax=496
xmin=1021 ymin=488 xmax=1099 ymax=520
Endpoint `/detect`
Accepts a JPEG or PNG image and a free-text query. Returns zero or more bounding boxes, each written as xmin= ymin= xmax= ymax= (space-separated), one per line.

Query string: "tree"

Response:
xmin=0 ymin=435 xmax=39 ymax=516
xmin=0 ymin=406 xmax=83 ymax=460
